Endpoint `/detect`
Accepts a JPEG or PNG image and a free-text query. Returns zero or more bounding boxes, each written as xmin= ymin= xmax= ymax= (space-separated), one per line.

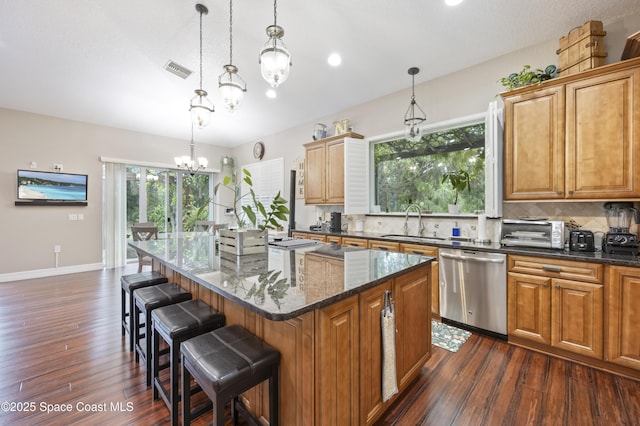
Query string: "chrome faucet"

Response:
xmin=403 ymin=204 xmax=425 ymax=236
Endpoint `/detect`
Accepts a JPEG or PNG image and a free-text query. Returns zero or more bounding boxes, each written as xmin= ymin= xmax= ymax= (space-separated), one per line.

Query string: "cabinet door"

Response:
xmin=607 ymin=266 xmax=640 ymax=370
xmin=394 ymin=265 xmax=431 ymax=389
xmin=316 ymin=295 xmax=359 ymax=426
xmin=305 ymin=143 xmax=326 ymax=204
xmin=400 ymin=243 xmax=439 ymax=317
xmin=551 ymin=278 xmax=603 ymax=359
xmin=325 ymin=139 xmax=345 ymax=203
xmin=503 ymin=86 xmax=565 ymax=200
xmin=359 ymin=281 xmax=393 ymax=425
xmin=566 ymin=68 xmax=640 ymax=198
xmin=507 ymin=272 xmax=551 ymax=345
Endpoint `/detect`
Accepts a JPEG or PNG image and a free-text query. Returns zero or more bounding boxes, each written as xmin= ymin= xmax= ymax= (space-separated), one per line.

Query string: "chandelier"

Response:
xmin=259 ymin=0 xmax=292 ymax=88
xmin=218 ymin=0 xmax=246 ymax=111
xmin=175 ymin=125 xmax=208 ymax=176
xmin=404 ymin=67 xmax=426 ymax=142
xmin=190 ymin=4 xmax=214 ymax=129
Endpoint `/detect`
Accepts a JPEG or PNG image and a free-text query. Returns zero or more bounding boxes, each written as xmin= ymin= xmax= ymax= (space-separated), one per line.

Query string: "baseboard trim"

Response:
xmin=0 ymin=263 xmax=104 ymax=283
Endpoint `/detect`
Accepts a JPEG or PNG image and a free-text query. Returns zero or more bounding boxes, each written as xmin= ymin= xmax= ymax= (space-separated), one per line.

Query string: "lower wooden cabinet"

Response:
xmin=341 ymin=237 xmax=368 ymax=247
xmin=400 ymin=243 xmax=440 ymax=318
xmin=507 ymin=255 xmax=604 ymax=359
xmin=607 ymin=266 xmax=640 ymax=371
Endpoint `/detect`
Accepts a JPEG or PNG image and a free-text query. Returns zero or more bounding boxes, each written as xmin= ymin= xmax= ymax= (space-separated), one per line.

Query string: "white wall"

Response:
xmin=0 ymin=109 xmax=231 ymax=278
xmin=1 ymin=12 xmax=638 ymax=278
xmin=230 ymin=13 xmax=640 ymax=231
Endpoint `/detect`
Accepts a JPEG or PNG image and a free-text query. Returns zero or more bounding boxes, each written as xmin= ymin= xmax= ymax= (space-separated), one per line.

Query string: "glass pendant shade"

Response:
xmin=259 ymin=25 xmax=291 ymax=88
xmin=219 ymin=65 xmax=246 ymax=112
xmin=190 ymin=89 xmax=214 ymax=128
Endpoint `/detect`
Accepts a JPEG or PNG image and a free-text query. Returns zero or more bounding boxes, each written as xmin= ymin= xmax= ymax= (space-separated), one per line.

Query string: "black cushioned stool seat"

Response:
xmin=134 ymin=283 xmax=192 ymax=386
xmin=121 ymin=271 xmax=168 ymax=351
xmin=152 ymin=300 xmax=225 ymax=426
xmin=181 ymin=324 xmax=280 ymax=426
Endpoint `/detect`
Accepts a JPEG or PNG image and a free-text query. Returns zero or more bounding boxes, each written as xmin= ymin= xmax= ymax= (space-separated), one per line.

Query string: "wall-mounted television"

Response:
xmin=17 ymin=169 xmax=88 ymax=202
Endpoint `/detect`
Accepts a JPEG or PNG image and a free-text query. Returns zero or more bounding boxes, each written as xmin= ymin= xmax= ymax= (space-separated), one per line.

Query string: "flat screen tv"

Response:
xmin=17 ymin=169 xmax=88 ymax=202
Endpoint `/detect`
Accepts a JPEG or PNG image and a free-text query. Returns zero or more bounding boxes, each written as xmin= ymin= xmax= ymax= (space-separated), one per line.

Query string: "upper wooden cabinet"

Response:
xmin=304 ymin=132 xmax=364 ymax=205
xmin=503 ymin=57 xmax=640 ymax=201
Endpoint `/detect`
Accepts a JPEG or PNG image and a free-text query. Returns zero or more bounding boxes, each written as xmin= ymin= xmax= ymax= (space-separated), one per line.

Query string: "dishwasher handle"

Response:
xmin=440 ymin=251 xmax=505 ymax=264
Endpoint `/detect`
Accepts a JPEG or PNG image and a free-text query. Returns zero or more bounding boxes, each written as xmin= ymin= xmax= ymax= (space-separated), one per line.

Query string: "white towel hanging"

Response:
xmin=381 ymin=290 xmax=398 ymax=402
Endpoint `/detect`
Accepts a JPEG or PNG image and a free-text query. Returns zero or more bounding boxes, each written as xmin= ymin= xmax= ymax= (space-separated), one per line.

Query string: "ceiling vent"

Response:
xmin=164 ymin=60 xmax=192 ymax=79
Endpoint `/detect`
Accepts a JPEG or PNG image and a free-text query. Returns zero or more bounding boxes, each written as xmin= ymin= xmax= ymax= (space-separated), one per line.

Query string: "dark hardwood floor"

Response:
xmin=0 ymin=266 xmax=639 ymax=425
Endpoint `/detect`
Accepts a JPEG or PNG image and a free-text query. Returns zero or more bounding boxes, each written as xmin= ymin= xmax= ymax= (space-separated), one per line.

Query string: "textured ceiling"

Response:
xmin=0 ymin=0 xmax=637 ymax=147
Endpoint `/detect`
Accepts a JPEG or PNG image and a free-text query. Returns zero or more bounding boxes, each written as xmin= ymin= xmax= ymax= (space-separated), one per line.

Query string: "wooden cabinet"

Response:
xmin=341 ymin=237 xmax=368 ymax=248
xmin=607 ymin=266 xmax=640 ymax=371
xmin=326 ymin=235 xmax=342 ymax=244
xmin=507 ymin=255 xmax=603 ymax=359
xmin=368 ymin=239 xmax=400 ymax=251
xmin=400 ymin=243 xmax=440 ymax=318
xmin=503 ymin=58 xmax=640 ymax=201
xmin=291 ymin=231 xmax=327 ymax=242
xmin=304 ymin=132 xmax=364 ymax=205
xmin=358 ymin=264 xmax=431 ymax=425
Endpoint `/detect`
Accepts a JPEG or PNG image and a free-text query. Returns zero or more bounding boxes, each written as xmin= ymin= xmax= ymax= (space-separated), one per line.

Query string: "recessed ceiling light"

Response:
xmin=266 ymin=89 xmax=277 ymax=99
xmin=445 ymin=0 xmax=463 ymax=6
xmin=327 ymin=53 xmax=342 ymax=67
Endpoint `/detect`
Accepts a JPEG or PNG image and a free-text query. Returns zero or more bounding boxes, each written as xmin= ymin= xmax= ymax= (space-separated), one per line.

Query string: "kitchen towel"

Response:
xmin=381 ymin=291 xmax=398 ymax=402
xmin=477 ymin=214 xmax=487 ymax=241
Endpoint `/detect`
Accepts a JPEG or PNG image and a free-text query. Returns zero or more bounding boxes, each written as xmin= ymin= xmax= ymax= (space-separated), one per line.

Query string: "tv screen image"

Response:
xmin=17 ymin=170 xmax=88 ymax=202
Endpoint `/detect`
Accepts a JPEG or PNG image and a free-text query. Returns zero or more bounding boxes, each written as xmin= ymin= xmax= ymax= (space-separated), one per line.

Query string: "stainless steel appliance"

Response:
xmin=500 ymin=219 xmax=565 ymax=249
xmin=569 ymin=230 xmax=595 ymax=252
xmin=603 ymin=202 xmax=639 ymax=256
xmin=439 ymin=248 xmax=507 ymax=337
xmin=330 ymin=212 xmax=342 ymax=232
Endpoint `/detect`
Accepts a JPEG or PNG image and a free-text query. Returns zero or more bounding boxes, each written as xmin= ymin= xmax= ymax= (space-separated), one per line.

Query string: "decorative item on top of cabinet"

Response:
xmin=304 ymin=132 xmax=364 ymax=205
xmin=502 ymin=56 xmax=640 ymax=201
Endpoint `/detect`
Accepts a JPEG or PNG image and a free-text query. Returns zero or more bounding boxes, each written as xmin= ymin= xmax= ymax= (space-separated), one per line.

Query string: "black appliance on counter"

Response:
xmin=330 ymin=212 xmax=342 ymax=232
xmin=603 ymin=202 xmax=639 ymax=256
xmin=569 ymin=230 xmax=595 ymax=252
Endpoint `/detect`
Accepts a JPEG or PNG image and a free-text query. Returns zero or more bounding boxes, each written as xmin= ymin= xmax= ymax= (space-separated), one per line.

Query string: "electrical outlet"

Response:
xmin=30 ymin=161 xmax=37 ymax=169
xmin=54 ymin=245 xmax=62 ymax=253
xmin=68 ymin=214 xmax=78 ymax=221
xmin=53 ymin=164 xmax=63 ymax=172
xmin=78 ymin=214 xmax=84 ymax=220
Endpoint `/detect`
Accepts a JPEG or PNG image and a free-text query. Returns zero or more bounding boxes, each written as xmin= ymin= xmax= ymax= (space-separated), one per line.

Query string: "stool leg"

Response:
xmin=170 ymin=339 xmax=180 ymax=426
xmin=213 ymin=395 xmax=225 ymax=426
xmin=231 ymin=396 xmax=238 ymax=425
xmin=128 ymin=290 xmax=135 ymax=351
xmin=269 ymin=365 xmax=280 ymax=426
xmin=133 ymin=303 xmax=140 ymax=363
xmin=145 ymin=309 xmax=152 ymax=386
xmin=152 ymin=321 xmax=160 ymax=400
xmin=181 ymin=356 xmax=191 ymax=426
xmin=121 ymin=287 xmax=126 ymax=337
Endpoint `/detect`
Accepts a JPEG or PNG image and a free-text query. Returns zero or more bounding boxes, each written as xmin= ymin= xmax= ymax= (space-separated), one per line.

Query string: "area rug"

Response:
xmin=432 ymin=321 xmax=471 ymax=352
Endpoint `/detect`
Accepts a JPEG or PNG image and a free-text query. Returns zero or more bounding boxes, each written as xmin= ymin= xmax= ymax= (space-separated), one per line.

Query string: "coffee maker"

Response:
xmin=603 ymin=202 xmax=639 ymax=256
xmin=330 ymin=212 xmax=342 ymax=232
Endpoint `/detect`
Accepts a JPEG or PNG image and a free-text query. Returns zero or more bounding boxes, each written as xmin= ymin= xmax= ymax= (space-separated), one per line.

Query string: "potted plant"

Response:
xmin=441 ymin=170 xmax=470 ymax=214
xmin=498 ymin=65 xmax=548 ymax=92
xmin=199 ymin=168 xmax=289 ymax=255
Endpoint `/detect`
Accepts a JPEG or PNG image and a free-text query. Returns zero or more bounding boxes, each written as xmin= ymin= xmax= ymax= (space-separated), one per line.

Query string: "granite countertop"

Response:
xmin=295 ymin=229 xmax=640 ymax=267
xmin=129 ymin=233 xmax=434 ymax=321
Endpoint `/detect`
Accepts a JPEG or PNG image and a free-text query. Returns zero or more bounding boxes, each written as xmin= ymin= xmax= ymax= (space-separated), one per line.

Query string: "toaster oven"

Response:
xmin=500 ymin=219 xmax=565 ymax=249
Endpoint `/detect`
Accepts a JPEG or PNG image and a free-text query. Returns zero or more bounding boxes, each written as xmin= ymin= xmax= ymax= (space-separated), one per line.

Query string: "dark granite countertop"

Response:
xmin=129 ymin=233 xmax=434 ymax=321
xmin=294 ymin=229 xmax=640 ymax=267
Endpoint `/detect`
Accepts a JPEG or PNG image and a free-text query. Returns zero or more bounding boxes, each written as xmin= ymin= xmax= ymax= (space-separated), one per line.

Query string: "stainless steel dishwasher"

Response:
xmin=439 ymin=248 xmax=507 ymax=337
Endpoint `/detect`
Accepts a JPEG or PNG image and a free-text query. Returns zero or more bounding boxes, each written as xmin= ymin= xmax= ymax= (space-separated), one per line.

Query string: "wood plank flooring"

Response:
xmin=1 ymin=266 xmax=639 ymax=425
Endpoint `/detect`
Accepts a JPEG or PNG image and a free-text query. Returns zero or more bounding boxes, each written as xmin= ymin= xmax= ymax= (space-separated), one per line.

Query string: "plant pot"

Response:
xmin=219 ymin=229 xmax=267 ymax=256
xmin=448 ymin=204 xmax=459 ymax=214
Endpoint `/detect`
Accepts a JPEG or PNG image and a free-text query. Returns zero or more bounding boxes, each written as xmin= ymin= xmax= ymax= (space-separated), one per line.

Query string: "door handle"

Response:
xmin=542 ymin=266 xmax=562 ymax=273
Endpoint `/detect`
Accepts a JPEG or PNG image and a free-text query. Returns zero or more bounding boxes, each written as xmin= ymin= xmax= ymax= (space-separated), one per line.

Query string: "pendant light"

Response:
xmin=190 ymin=4 xmax=214 ymax=129
xmin=404 ymin=67 xmax=426 ymax=142
xmin=175 ymin=124 xmax=208 ymax=176
xmin=218 ymin=0 xmax=246 ymax=111
xmin=259 ymin=0 xmax=292 ymax=88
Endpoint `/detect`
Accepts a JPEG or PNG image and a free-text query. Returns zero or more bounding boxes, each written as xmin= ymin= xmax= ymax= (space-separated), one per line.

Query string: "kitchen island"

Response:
xmin=129 ymin=233 xmax=434 ymax=425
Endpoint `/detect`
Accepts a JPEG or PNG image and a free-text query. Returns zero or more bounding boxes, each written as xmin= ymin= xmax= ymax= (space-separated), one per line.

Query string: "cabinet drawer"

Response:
xmin=508 ymin=255 xmax=603 ymax=284
xmin=399 ymin=243 xmax=438 ymax=257
xmin=326 ymin=235 xmax=342 ymax=244
xmin=368 ymin=239 xmax=400 ymax=251
xmin=341 ymin=237 xmax=368 ymax=248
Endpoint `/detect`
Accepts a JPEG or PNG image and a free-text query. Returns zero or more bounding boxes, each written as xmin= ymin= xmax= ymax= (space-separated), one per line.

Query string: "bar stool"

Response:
xmin=121 ymin=271 xmax=168 ymax=351
xmin=151 ymin=300 xmax=225 ymax=426
xmin=181 ymin=324 xmax=280 ymax=426
xmin=133 ymin=283 xmax=192 ymax=385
